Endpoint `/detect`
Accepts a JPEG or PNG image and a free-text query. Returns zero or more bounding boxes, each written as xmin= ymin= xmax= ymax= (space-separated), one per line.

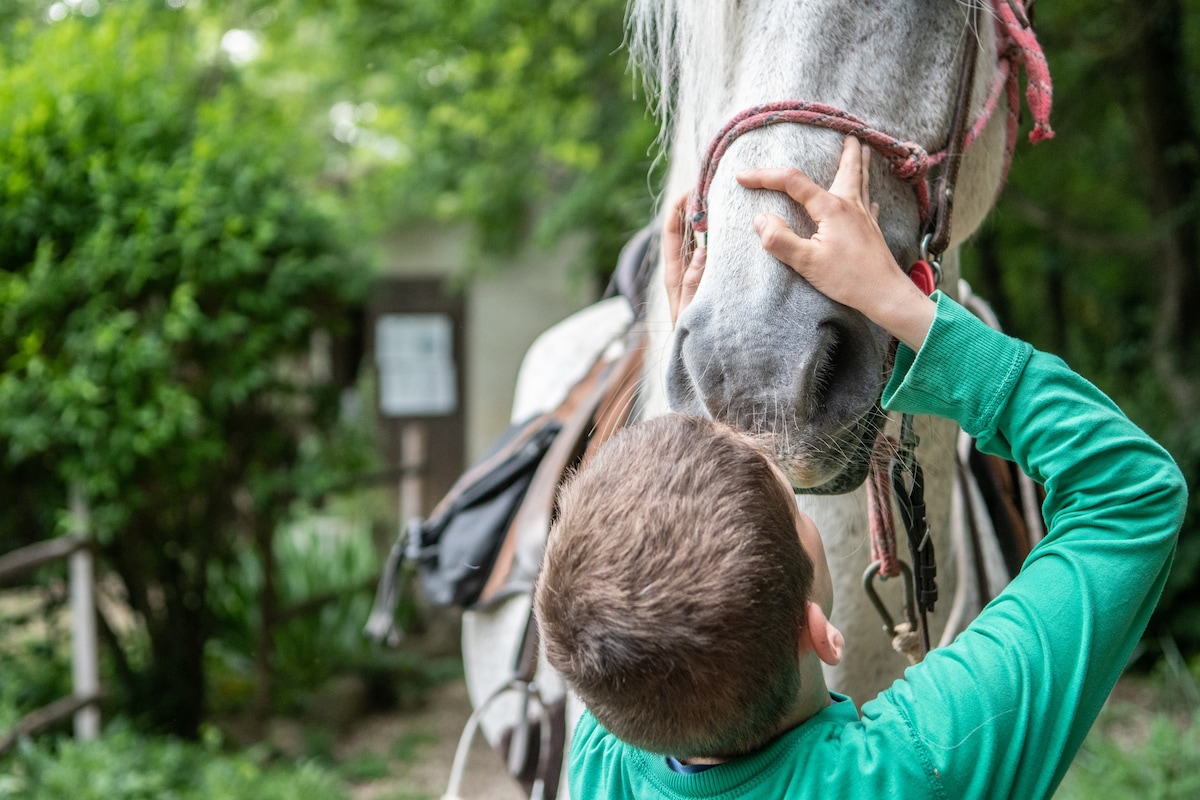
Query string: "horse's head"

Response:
xmin=632 ymin=0 xmax=1044 ymax=491
xmin=667 ymin=136 xmax=898 ymax=492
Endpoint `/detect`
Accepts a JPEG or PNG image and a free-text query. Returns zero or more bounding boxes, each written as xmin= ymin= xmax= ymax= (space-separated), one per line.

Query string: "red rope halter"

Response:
xmin=689 ymin=102 xmax=934 ymax=236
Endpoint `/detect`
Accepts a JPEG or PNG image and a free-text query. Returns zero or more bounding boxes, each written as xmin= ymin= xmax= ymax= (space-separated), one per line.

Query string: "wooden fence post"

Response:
xmin=68 ymin=481 xmax=100 ymax=741
xmin=400 ymin=423 xmax=427 ymax=525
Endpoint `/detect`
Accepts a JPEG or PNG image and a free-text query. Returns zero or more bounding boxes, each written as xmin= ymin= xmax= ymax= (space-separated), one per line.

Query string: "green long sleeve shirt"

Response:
xmin=568 ymin=293 xmax=1187 ymax=799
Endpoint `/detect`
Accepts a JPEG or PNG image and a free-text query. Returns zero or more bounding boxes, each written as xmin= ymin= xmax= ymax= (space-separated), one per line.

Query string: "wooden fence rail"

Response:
xmin=0 ymin=484 xmax=102 ymax=755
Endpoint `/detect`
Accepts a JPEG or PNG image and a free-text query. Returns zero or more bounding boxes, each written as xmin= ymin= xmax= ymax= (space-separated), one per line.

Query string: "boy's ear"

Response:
xmin=800 ymin=601 xmax=844 ymax=667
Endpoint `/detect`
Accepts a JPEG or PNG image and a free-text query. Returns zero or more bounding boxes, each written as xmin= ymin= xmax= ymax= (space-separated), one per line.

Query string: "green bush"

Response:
xmin=207 ymin=510 xmax=382 ymax=711
xmin=0 ymin=724 xmax=348 ymax=800
xmin=0 ymin=619 xmax=71 ymax=731
xmin=0 ymin=3 xmax=371 ymax=734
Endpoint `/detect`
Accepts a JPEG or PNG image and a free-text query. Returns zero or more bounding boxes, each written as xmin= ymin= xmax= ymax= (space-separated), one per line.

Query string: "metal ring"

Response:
xmin=918 ymin=234 xmax=944 ymax=287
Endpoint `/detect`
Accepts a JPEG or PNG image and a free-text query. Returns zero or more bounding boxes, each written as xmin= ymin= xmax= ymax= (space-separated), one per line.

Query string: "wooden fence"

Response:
xmin=0 ymin=485 xmax=101 ymax=755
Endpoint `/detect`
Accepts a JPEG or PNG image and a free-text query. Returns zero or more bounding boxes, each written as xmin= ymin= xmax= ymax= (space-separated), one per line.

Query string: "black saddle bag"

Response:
xmin=364 ymin=413 xmax=560 ymax=643
xmin=410 ymin=415 xmax=561 ymax=608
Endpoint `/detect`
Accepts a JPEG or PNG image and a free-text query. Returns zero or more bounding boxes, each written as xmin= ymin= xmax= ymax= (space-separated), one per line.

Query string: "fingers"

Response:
xmin=677 ymin=247 xmax=705 ymax=318
xmin=736 ymin=167 xmax=825 ymax=209
xmin=666 ymin=246 xmax=706 ymax=325
xmin=663 ymin=192 xmax=705 ymax=325
xmin=751 ymin=213 xmax=810 ymax=272
xmin=737 ymin=136 xmax=867 ymax=220
xmin=663 ymin=192 xmax=689 ymax=283
xmin=677 ymin=135 xmax=876 ymax=321
xmin=827 ymin=135 xmax=864 ymax=199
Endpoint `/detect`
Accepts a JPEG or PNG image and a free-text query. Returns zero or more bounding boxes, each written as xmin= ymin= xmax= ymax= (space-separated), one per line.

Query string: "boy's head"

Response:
xmin=536 ymin=413 xmax=823 ymax=759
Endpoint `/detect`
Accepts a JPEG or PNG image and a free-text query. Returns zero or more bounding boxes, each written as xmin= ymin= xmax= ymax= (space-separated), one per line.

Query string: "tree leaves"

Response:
xmin=0 ymin=2 xmax=372 ymax=733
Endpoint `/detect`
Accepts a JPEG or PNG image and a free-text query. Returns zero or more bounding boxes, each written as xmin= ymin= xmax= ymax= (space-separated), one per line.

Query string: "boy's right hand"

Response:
xmin=736 ymin=136 xmax=936 ymax=351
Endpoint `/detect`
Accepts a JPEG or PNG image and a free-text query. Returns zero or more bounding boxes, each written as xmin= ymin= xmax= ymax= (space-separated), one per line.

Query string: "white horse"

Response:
xmin=456 ymin=1 xmax=1051 ymax=796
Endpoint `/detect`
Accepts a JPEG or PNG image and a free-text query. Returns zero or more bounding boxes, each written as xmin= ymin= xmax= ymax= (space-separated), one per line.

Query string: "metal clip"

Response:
xmin=862 ymin=560 xmax=918 ymax=639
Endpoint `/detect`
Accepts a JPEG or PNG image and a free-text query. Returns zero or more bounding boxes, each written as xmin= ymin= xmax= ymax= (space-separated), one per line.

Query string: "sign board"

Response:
xmin=375 ymin=313 xmax=457 ymax=416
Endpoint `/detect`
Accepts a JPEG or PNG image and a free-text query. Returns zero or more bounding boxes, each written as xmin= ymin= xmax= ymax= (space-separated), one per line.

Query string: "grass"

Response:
xmin=1056 ymin=660 xmax=1200 ymax=800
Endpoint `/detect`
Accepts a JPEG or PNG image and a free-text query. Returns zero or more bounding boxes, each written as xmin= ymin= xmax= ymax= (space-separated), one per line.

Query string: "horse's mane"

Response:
xmin=628 ymin=0 xmax=999 ymax=158
xmin=627 ymin=0 xmax=735 ymax=149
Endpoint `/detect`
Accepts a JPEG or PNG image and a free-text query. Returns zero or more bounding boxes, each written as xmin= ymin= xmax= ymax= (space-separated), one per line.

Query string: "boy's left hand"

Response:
xmin=663 ymin=192 xmax=706 ymax=326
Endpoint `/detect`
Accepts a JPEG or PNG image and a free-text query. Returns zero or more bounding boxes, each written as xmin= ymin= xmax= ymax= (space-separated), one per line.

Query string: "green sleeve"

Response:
xmin=873 ymin=292 xmax=1187 ymax=800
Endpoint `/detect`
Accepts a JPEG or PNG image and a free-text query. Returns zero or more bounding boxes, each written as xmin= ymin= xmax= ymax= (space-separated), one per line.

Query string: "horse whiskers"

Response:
xmin=961 ymin=0 xmax=1003 ymax=31
xmin=596 ymin=378 xmax=642 ymax=439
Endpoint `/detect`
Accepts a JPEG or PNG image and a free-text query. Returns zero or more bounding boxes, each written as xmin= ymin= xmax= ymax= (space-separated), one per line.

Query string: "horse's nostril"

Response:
xmin=810 ymin=327 xmax=842 ymax=403
xmin=797 ymin=323 xmax=874 ymax=425
xmin=666 ymin=324 xmax=705 ymax=415
xmin=669 ymin=304 xmax=881 ymax=431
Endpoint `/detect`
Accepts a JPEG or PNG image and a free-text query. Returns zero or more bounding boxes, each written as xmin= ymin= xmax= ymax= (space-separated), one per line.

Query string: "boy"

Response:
xmin=534 ymin=137 xmax=1187 ymax=798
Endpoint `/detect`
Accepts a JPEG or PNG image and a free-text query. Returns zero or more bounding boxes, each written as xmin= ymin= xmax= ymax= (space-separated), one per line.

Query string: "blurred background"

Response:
xmin=0 ymin=1 xmax=1196 ymax=798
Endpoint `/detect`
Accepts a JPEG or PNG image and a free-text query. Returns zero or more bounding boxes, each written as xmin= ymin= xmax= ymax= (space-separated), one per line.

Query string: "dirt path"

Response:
xmin=336 ymin=677 xmax=527 ymax=800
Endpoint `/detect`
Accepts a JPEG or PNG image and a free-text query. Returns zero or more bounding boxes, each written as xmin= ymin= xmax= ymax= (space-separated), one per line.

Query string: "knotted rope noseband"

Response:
xmin=690 ymin=101 xmax=934 ymax=236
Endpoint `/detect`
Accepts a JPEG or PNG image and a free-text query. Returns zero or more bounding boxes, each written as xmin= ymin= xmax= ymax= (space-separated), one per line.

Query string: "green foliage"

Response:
xmin=965 ymin=1 xmax=1173 ymax=370
xmin=0 ymin=607 xmax=72 ymax=731
xmin=335 ymin=750 xmax=391 ymax=782
xmin=1057 ymin=709 xmax=1200 ymax=799
xmin=0 ymin=723 xmax=348 ymax=800
xmin=348 ymin=0 xmax=660 ymax=275
xmin=0 ymin=2 xmax=371 ymax=733
xmin=206 ymin=513 xmax=381 ymax=710
xmin=0 ymin=0 xmax=366 ymax=535
xmin=387 ymin=729 xmax=437 ymax=763
xmin=193 ymin=0 xmax=660 ymax=283
xmin=961 ymin=0 xmax=1200 ymax=653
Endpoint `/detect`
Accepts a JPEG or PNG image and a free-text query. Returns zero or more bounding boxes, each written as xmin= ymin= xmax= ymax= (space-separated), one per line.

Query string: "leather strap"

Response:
xmin=585 ymin=330 xmax=647 ymax=465
xmin=424 ymin=412 xmax=553 ymax=521
xmin=477 ymin=327 xmax=647 ymax=606
xmin=925 ymin=0 xmax=984 ymax=260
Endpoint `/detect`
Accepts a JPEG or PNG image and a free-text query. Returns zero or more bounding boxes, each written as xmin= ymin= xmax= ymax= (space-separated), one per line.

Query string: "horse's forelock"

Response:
xmin=627 ymin=0 xmax=737 ymax=150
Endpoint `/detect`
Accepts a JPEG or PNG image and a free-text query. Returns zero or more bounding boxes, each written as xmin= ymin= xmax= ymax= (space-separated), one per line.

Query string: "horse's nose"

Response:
xmin=669 ymin=307 xmax=880 ymax=432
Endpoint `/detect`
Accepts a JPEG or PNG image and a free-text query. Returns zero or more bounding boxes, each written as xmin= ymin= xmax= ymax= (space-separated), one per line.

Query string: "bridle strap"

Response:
xmin=690 ymin=102 xmax=932 ymax=237
xmin=866 ymin=433 xmax=902 ymax=578
xmin=924 ymin=0 xmax=983 ymax=261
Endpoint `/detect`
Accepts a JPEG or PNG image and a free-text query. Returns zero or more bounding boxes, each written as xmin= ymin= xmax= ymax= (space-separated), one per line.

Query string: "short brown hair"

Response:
xmin=535 ymin=413 xmax=814 ymax=758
